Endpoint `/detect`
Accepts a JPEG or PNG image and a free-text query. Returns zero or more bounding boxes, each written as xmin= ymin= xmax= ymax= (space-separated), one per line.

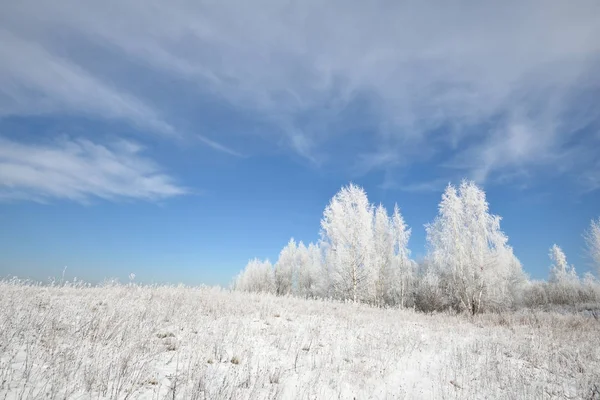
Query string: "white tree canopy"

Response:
xmin=320 ymin=183 xmax=376 ymax=303
xmin=425 ymin=180 xmax=523 ymax=313
xmin=548 ymin=244 xmax=578 ymax=285
xmin=274 ymin=238 xmax=298 ymax=295
xmin=233 ymin=258 xmax=274 ymax=294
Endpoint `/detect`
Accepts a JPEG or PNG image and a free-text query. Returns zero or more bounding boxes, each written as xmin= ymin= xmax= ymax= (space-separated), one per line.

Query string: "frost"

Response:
xmin=1 ymin=281 xmax=598 ymax=399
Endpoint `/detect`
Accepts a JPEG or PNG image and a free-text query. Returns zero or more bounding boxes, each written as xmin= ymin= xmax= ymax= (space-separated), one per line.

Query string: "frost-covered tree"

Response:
xmin=547 ymin=244 xmax=579 ymax=304
xmin=390 ymin=204 xmax=413 ymax=307
xmin=497 ymin=246 xmax=528 ymax=308
xmin=274 ymin=238 xmax=299 ymax=295
xmin=425 ymin=180 xmax=523 ymax=314
xmin=584 ymin=217 xmax=600 ymax=277
xmin=233 ymin=258 xmax=274 ymax=293
xmin=426 ymin=182 xmax=470 ymax=311
xmin=296 ymin=242 xmax=322 ymax=298
xmin=548 ymin=244 xmax=578 ymax=285
xmin=321 ymin=184 xmax=375 ymax=303
xmin=373 ymin=204 xmax=394 ymax=306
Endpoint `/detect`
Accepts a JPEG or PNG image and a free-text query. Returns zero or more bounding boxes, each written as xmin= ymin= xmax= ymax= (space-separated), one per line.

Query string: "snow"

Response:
xmin=1 ymin=281 xmax=598 ymax=399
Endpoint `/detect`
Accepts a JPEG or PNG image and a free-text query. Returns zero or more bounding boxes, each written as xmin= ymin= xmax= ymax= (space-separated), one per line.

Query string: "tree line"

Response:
xmin=233 ymin=181 xmax=600 ymax=313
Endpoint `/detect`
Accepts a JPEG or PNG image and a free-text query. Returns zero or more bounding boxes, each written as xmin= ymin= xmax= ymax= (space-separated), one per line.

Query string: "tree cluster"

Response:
xmin=233 ymin=181 xmax=600 ymax=313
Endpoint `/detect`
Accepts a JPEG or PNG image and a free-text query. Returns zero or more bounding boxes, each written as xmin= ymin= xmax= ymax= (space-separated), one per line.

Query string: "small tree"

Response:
xmin=547 ymin=244 xmax=579 ymax=304
xmin=274 ymin=238 xmax=298 ymax=295
xmin=296 ymin=242 xmax=322 ymax=298
xmin=233 ymin=258 xmax=275 ymax=294
xmin=548 ymin=244 xmax=577 ymax=285
xmin=584 ymin=217 xmax=600 ymax=277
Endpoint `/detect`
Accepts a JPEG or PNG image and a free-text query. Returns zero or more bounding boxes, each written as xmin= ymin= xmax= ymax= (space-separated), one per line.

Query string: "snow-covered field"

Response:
xmin=1 ymin=281 xmax=599 ymax=400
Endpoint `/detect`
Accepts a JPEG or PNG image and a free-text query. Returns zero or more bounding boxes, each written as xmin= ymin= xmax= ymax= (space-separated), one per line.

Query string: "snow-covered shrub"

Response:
xmin=522 ymin=271 xmax=599 ymax=308
xmin=522 ymin=280 xmax=549 ymax=308
xmin=414 ymin=262 xmax=448 ymax=313
xmin=582 ymin=272 xmax=600 ymax=302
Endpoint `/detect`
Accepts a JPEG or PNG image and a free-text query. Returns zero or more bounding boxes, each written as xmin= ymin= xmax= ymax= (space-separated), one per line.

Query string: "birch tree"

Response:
xmin=321 ymin=184 xmax=375 ymax=303
xmin=425 ymin=183 xmax=468 ymax=310
xmin=373 ymin=204 xmax=394 ymax=306
xmin=391 ymin=204 xmax=413 ymax=307
xmin=274 ymin=238 xmax=298 ymax=295
xmin=426 ymin=180 xmax=522 ymax=313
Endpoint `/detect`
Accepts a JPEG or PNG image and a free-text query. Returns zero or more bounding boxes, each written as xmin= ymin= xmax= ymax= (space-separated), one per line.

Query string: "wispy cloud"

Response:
xmin=0 ymin=25 xmax=240 ymax=156
xmin=576 ymin=152 xmax=600 ymax=194
xmin=0 ymin=28 xmax=175 ymax=136
xmin=0 ymin=137 xmax=186 ymax=202
xmin=398 ymin=179 xmax=451 ymax=194
xmin=195 ymin=135 xmax=244 ymax=158
xmin=0 ymin=0 xmax=599 ymax=189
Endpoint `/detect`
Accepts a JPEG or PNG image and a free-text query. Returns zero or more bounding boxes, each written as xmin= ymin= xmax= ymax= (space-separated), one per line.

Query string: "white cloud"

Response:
xmin=0 ymin=0 xmax=599 ymax=189
xmin=195 ymin=135 xmax=244 ymax=158
xmin=447 ymin=119 xmax=552 ymax=183
xmin=0 ymin=26 xmax=240 ymax=156
xmin=0 ymin=137 xmax=186 ymax=202
xmin=398 ymin=179 xmax=451 ymax=193
xmin=0 ymin=28 xmax=175 ymax=136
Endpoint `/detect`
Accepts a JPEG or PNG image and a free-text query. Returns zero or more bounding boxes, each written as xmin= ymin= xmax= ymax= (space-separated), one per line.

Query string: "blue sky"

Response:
xmin=0 ymin=0 xmax=599 ymax=285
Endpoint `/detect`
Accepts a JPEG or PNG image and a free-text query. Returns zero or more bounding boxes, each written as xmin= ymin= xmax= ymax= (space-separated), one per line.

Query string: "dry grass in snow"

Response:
xmin=0 ymin=280 xmax=599 ymax=399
